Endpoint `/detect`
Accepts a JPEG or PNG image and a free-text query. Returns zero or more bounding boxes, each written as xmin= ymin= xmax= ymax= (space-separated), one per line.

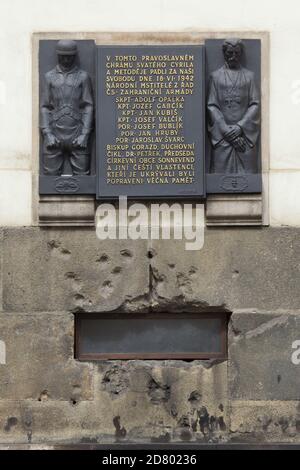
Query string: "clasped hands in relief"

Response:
xmin=45 ymin=133 xmax=89 ymax=150
xmin=223 ymin=124 xmax=247 ymax=153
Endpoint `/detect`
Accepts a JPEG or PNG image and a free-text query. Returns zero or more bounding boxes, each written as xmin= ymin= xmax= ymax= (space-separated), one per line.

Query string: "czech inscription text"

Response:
xmin=97 ymin=46 xmax=204 ymax=198
xmin=105 ymin=53 xmax=196 ymax=186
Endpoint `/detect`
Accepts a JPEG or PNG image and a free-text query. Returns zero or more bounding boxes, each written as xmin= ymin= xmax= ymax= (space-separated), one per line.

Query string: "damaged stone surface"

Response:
xmin=97 ymin=361 xmax=228 ymax=443
xmin=229 ymin=312 xmax=300 ymax=400
xmin=230 ymin=401 xmax=300 ymax=442
xmin=0 ymin=313 xmax=93 ymax=401
xmin=2 ymin=228 xmax=149 ymax=313
xmin=0 ymin=361 xmax=227 ymax=444
xmin=2 ymin=227 xmax=300 ymax=314
xmin=0 ymin=227 xmax=300 ymax=445
xmin=150 ymin=228 xmax=300 ymax=312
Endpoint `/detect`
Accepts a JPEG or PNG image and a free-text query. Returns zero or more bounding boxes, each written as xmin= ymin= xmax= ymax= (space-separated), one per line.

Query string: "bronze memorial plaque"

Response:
xmin=96 ymin=46 xmax=205 ymax=198
xmin=38 ymin=39 xmax=262 ymax=198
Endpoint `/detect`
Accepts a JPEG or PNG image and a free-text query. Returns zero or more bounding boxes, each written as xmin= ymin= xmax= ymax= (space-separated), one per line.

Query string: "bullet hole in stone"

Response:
xmin=64 ymin=272 xmax=77 ymax=279
xmin=102 ymin=280 xmax=112 ymax=287
xmin=189 ymin=266 xmax=198 ymax=275
xmin=120 ymin=249 xmax=133 ymax=259
xmin=38 ymin=390 xmax=49 ymax=402
xmin=277 ymin=375 xmax=282 ymax=384
xmin=4 ymin=417 xmax=18 ymax=432
xmin=112 ymin=266 xmax=122 ymax=274
xmin=168 ymin=263 xmax=176 ymax=270
xmin=232 ymin=269 xmax=240 ymax=279
xmin=147 ymin=249 xmax=156 ymax=259
xmin=100 ymin=280 xmax=114 ymax=297
xmin=74 ymin=293 xmax=85 ymax=301
xmin=188 ymin=391 xmax=202 ymax=404
xmin=47 ymin=240 xmax=71 ymax=258
xmin=102 ymin=366 xmax=129 ymax=397
xmin=71 ymin=399 xmax=77 ymax=406
xmin=47 ymin=240 xmax=60 ymax=250
xmin=96 ymin=254 xmax=110 ymax=264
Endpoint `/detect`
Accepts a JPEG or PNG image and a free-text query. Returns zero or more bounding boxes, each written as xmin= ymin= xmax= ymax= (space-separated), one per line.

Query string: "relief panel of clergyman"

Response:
xmin=205 ymin=39 xmax=262 ymax=194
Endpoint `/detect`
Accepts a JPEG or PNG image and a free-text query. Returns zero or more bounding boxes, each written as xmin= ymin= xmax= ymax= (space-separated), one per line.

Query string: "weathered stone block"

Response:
xmin=150 ymin=228 xmax=300 ymax=312
xmin=2 ymin=228 xmax=149 ymax=312
xmin=38 ymin=195 xmax=96 ymax=227
xmin=0 ymin=360 xmax=228 ymax=444
xmin=96 ymin=360 xmax=228 ymax=443
xmin=230 ymin=401 xmax=300 ymax=442
xmin=229 ymin=312 xmax=300 ymax=400
xmin=0 ymin=313 xmax=93 ymax=401
xmin=206 ymin=194 xmax=263 ymax=226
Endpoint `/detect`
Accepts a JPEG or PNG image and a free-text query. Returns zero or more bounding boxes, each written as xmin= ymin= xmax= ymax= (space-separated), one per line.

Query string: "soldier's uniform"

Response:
xmin=40 ymin=41 xmax=94 ymax=175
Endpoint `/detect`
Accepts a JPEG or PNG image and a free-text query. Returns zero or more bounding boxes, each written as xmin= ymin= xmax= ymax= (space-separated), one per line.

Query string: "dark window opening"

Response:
xmin=75 ymin=312 xmax=228 ymax=361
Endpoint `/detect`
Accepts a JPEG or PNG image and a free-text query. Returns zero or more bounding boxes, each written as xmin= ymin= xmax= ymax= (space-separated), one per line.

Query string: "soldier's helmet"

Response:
xmin=56 ymin=40 xmax=77 ymax=56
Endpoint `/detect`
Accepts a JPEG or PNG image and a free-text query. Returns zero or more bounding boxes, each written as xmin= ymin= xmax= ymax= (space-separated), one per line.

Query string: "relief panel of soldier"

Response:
xmin=40 ymin=40 xmax=94 ymax=176
xmin=207 ymin=39 xmax=260 ymax=174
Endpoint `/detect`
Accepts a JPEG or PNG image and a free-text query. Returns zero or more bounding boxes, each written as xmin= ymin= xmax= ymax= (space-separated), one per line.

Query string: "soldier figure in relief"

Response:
xmin=207 ymin=38 xmax=260 ymax=174
xmin=40 ymin=40 xmax=94 ymax=175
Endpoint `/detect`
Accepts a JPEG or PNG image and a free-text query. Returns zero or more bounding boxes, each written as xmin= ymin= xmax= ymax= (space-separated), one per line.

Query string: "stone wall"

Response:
xmin=1 ymin=0 xmax=300 ymax=447
xmin=0 ymin=227 xmax=299 ymax=444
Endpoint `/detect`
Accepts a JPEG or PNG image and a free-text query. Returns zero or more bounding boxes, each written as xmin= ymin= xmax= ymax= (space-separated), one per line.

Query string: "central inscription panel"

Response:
xmin=96 ymin=46 xmax=205 ymax=198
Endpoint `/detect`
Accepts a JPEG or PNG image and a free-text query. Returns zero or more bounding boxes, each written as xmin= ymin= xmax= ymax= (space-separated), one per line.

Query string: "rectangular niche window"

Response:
xmin=75 ymin=313 xmax=228 ymax=360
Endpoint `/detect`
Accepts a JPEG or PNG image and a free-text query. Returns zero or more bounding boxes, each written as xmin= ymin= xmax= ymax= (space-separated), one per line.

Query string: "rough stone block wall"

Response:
xmin=0 ymin=227 xmax=299 ymax=444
